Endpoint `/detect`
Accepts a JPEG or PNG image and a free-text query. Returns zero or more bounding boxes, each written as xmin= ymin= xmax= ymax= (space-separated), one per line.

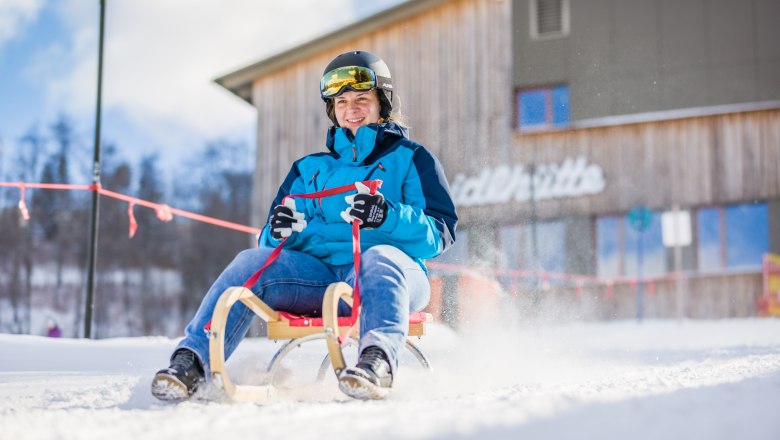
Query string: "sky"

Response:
xmin=0 ymin=0 xmax=404 ymax=174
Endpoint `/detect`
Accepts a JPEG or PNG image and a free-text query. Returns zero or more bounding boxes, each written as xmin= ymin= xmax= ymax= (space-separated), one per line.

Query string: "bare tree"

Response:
xmin=16 ymin=126 xmax=49 ymax=333
xmin=173 ymin=140 xmax=253 ymax=327
xmin=0 ymin=125 xmax=49 ymax=333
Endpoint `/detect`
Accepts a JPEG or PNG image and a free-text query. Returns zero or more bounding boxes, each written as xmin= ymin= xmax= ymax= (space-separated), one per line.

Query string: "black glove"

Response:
xmin=340 ymin=182 xmax=388 ymax=229
xmin=269 ymin=199 xmax=307 ymax=239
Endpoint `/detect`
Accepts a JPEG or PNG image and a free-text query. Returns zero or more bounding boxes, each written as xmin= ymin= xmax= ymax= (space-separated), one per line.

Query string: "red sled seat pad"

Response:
xmin=278 ymin=311 xmax=429 ymax=327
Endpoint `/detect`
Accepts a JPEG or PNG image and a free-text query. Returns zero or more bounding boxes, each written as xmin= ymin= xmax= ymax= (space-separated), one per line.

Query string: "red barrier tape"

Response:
xmin=5 ymin=179 xmax=383 ymax=339
xmin=1 ymin=181 xmax=261 ymax=236
xmin=426 ymin=260 xmax=684 ymax=295
xmin=17 ymin=184 xmax=30 ymax=221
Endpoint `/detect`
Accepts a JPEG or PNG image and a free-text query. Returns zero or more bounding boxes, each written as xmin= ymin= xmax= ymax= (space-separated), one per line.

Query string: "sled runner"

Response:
xmin=206 ymin=180 xmax=434 ymax=402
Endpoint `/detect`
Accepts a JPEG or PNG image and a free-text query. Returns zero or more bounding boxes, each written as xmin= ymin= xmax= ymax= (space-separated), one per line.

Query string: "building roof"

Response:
xmin=214 ymin=0 xmax=450 ymax=104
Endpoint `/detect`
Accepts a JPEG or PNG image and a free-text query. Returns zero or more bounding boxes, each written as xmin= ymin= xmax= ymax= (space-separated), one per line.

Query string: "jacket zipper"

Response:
xmin=308 ymin=171 xmax=320 ymax=191
xmin=364 ymin=162 xmax=386 ymax=181
xmin=318 ymin=173 xmax=334 ymax=214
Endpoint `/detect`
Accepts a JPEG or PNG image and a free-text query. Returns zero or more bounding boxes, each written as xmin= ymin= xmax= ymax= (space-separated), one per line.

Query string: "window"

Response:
xmin=498 ymin=225 xmax=522 ymax=269
xmin=597 ymin=217 xmax=621 ymax=277
xmin=523 ymin=219 xmax=567 ymax=273
xmin=517 ymin=85 xmax=570 ymax=130
xmin=725 ymin=204 xmax=768 ymax=267
xmin=697 ymin=203 xmax=769 ymax=270
xmin=495 ymin=221 xmax=566 ymax=289
xmin=624 ymin=214 xmax=665 ymax=277
xmin=696 ymin=203 xmax=769 ymax=270
xmin=598 ymin=203 xmax=769 ymax=276
xmin=596 ymin=212 xmax=665 ymax=278
xmin=530 ymin=0 xmax=570 ymax=40
xmin=697 ymin=207 xmax=723 ymax=270
xmin=432 ymin=227 xmax=469 ymax=265
xmin=498 ymin=224 xmax=523 ymax=291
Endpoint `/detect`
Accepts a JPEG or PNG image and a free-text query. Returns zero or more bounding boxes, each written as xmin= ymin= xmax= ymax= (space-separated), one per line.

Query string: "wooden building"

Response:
xmin=217 ymin=0 xmax=780 ymax=320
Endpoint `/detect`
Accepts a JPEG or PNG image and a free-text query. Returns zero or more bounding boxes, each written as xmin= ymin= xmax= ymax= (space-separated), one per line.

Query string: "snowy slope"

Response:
xmin=1 ymin=319 xmax=779 ymax=440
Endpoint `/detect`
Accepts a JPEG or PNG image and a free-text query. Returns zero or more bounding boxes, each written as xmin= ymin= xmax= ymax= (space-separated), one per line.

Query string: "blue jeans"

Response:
xmin=176 ymin=244 xmax=430 ymax=375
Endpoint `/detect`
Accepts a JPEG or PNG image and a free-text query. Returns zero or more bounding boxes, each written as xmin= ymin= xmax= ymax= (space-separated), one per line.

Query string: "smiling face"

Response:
xmin=333 ymin=89 xmax=381 ymax=135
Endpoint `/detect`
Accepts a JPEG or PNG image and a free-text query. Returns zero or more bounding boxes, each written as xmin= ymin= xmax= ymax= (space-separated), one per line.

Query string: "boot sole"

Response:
xmin=338 ymin=373 xmax=389 ymax=400
xmin=151 ymin=373 xmax=191 ymax=402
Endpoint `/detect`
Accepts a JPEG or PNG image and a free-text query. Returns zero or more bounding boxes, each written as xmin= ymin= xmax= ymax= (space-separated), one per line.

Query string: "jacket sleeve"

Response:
xmin=257 ymin=160 xmax=307 ymax=249
xmin=375 ymin=146 xmax=458 ymax=259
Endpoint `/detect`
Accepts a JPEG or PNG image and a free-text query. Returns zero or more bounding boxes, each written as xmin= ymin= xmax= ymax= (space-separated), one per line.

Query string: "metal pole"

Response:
xmin=636 ymin=231 xmax=644 ymax=321
xmin=672 ymin=205 xmax=685 ymax=321
xmin=530 ymin=163 xmax=539 ymax=268
xmin=528 ymin=162 xmax=540 ymax=306
xmin=84 ymin=0 xmax=106 ymax=338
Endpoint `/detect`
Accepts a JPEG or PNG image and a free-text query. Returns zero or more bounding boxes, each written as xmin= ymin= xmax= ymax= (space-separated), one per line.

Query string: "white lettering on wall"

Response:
xmin=450 ymin=156 xmax=606 ymax=207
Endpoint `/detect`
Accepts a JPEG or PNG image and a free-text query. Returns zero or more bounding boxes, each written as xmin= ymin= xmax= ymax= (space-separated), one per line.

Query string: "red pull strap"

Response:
xmin=204 ymin=180 xmax=381 ymax=335
xmin=242 ymin=237 xmax=287 ymax=289
xmin=337 ymin=219 xmax=362 ymax=344
xmin=283 ymin=179 xmax=381 ymax=202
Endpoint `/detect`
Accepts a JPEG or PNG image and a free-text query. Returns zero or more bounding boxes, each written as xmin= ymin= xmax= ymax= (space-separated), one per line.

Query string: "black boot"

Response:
xmin=151 ymin=348 xmax=205 ymax=402
xmin=339 ymin=346 xmax=393 ymax=400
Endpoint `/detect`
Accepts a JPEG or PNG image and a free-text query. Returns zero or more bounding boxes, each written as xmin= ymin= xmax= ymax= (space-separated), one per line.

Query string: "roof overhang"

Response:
xmin=214 ymin=0 xmax=451 ymax=104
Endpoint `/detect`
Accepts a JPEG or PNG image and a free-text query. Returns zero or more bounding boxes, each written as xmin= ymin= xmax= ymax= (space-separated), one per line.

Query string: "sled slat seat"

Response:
xmin=267 ymin=311 xmax=431 ymax=340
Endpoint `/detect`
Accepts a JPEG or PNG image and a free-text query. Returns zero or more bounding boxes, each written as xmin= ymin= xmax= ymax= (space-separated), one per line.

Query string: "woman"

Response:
xmin=152 ymin=50 xmax=458 ymax=401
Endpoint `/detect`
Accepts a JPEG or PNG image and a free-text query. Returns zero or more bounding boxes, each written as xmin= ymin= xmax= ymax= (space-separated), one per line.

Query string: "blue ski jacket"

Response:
xmin=258 ymin=122 xmax=458 ymax=271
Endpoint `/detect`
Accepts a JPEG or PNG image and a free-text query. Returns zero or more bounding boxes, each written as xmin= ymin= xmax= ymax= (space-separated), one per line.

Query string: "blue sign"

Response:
xmin=627 ymin=206 xmax=653 ymax=232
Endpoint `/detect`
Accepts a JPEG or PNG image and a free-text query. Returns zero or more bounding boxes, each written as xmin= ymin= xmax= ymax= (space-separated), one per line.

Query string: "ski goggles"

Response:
xmin=320 ymin=66 xmax=378 ymax=99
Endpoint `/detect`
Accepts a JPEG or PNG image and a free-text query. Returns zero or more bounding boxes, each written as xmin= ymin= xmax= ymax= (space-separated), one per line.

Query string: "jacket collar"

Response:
xmin=326 ymin=122 xmax=408 ymax=165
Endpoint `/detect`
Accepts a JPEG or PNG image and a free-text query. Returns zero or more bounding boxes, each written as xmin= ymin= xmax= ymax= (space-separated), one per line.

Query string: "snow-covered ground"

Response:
xmin=1 ymin=318 xmax=779 ymax=440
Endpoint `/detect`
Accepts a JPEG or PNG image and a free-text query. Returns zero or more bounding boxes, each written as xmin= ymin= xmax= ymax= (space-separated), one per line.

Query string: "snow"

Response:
xmin=1 ymin=318 xmax=780 ymax=440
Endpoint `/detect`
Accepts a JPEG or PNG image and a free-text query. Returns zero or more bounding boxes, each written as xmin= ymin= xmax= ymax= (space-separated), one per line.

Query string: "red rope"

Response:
xmin=338 ymin=219 xmax=363 ymax=344
xmin=1 ymin=181 xmax=262 ymax=236
xmin=203 ymin=179 xmax=382 ymax=337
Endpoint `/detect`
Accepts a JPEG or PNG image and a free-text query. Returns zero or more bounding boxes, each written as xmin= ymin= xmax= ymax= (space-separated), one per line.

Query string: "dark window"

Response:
xmin=531 ymin=0 xmax=570 ymax=39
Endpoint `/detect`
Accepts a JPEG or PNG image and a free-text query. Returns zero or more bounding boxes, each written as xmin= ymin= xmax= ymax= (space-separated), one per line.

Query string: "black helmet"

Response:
xmin=321 ymin=50 xmax=394 ymax=125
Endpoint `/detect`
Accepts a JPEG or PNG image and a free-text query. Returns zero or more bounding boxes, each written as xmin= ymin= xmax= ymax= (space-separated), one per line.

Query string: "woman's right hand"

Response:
xmin=270 ymin=198 xmax=307 ymax=239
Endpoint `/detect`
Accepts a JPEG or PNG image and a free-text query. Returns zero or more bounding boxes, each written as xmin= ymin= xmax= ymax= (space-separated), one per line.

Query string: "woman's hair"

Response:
xmin=325 ymin=89 xmax=407 ymax=128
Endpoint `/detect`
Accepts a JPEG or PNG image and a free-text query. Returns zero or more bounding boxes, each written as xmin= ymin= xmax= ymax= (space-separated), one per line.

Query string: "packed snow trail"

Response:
xmin=1 ymin=319 xmax=779 ymax=440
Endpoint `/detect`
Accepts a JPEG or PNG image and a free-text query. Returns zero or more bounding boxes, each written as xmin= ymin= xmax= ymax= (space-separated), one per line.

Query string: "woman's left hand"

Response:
xmin=341 ymin=182 xmax=387 ymax=229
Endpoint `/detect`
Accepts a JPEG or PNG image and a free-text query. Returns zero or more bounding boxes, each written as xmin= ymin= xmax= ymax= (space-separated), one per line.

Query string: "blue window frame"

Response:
xmin=697 ymin=207 xmax=723 ymax=270
xmin=494 ymin=221 xmax=568 ymax=289
xmin=624 ymin=213 xmax=665 ymax=277
xmin=524 ymin=220 xmax=567 ymax=273
xmin=696 ymin=203 xmax=768 ymax=270
xmin=725 ymin=203 xmax=768 ymax=268
xmin=597 ymin=212 xmax=665 ymax=278
xmin=597 ymin=216 xmax=621 ymax=277
xmin=517 ymin=84 xmax=570 ymax=130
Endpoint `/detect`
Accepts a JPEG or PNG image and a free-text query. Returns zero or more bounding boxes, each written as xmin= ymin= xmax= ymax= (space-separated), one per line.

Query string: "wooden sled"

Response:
xmin=207 ymin=282 xmax=433 ymax=402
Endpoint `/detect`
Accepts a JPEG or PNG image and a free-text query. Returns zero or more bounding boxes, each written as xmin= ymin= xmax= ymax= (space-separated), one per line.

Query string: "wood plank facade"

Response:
xmin=455 ymin=107 xmax=780 ymax=225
